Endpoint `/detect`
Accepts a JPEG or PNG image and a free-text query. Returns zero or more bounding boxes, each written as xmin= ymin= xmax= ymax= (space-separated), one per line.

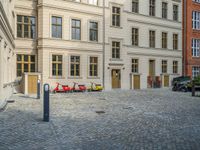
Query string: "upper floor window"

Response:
xmin=193 ymin=0 xmax=200 ymax=3
xmin=162 ymin=2 xmax=168 ymax=19
xmin=162 ymin=60 xmax=167 ymax=73
xmin=132 ymin=28 xmax=139 ymax=46
xmin=112 ymin=41 xmax=120 ymax=59
xmin=149 ymin=0 xmax=155 ymax=16
xmin=173 ymin=34 xmax=178 ymax=50
xmin=173 ymin=5 xmax=178 ymax=21
xmin=192 ymin=39 xmax=200 ymax=57
xmin=88 ymin=0 xmax=98 ymax=5
xmin=149 ymin=30 xmax=155 ymax=48
xmin=112 ymin=7 xmax=120 ymax=27
xmin=89 ymin=57 xmax=98 ymax=77
xmin=192 ymin=11 xmax=200 ymax=29
xmin=52 ymin=55 xmax=62 ymax=76
xmin=17 ymin=55 xmax=35 ymax=76
xmin=70 ymin=56 xmax=80 ymax=76
xmin=132 ymin=59 xmax=139 ymax=73
xmin=74 ymin=0 xmax=80 ymax=2
xmin=90 ymin=22 xmax=98 ymax=41
xmin=17 ymin=15 xmax=36 ymax=39
xmin=162 ymin=32 xmax=167 ymax=49
xmin=52 ymin=16 xmax=62 ymax=38
xmin=72 ymin=19 xmax=81 ymax=40
xmin=132 ymin=0 xmax=139 ymax=13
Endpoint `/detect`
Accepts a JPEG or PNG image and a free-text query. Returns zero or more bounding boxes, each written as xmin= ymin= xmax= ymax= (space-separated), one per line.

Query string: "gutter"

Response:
xmin=102 ymin=0 xmax=105 ymax=88
xmin=183 ymin=0 xmax=187 ymax=76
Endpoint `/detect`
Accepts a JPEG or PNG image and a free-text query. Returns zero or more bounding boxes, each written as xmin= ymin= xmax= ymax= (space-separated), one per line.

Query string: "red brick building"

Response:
xmin=183 ymin=0 xmax=200 ymax=78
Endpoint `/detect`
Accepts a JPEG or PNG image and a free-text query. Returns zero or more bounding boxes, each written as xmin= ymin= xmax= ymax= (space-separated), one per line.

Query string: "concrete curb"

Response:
xmin=0 ymin=100 xmax=8 ymax=112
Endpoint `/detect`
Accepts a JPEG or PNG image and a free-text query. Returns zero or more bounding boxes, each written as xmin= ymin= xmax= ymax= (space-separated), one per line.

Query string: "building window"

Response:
xmin=112 ymin=7 xmax=120 ymax=27
xmin=192 ymin=11 xmax=200 ymax=30
xmin=112 ymin=41 xmax=120 ymax=59
xmin=173 ymin=5 xmax=178 ymax=21
xmin=88 ymin=0 xmax=98 ymax=5
xmin=132 ymin=28 xmax=139 ymax=46
xmin=17 ymin=15 xmax=36 ymax=39
xmin=162 ymin=60 xmax=167 ymax=73
xmin=72 ymin=19 xmax=81 ymax=40
xmin=162 ymin=32 xmax=167 ymax=49
xmin=162 ymin=2 xmax=168 ymax=19
xmin=173 ymin=34 xmax=178 ymax=50
xmin=52 ymin=55 xmax=62 ymax=76
xmin=89 ymin=57 xmax=98 ymax=77
xmin=149 ymin=0 xmax=155 ymax=16
xmin=70 ymin=56 xmax=80 ymax=76
xmin=89 ymin=22 xmax=98 ymax=41
xmin=132 ymin=0 xmax=139 ymax=13
xmin=192 ymin=39 xmax=200 ymax=57
xmin=52 ymin=16 xmax=62 ymax=38
xmin=173 ymin=61 xmax=178 ymax=74
xmin=193 ymin=0 xmax=200 ymax=3
xmin=192 ymin=66 xmax=200 ymax=78
xmin=16 ymin=55 xmax=35 ymax=77
xmin=132 ymin=59 xmax=139 ymax=73
xmin=149 ymin=30 xmax=155 ymax=48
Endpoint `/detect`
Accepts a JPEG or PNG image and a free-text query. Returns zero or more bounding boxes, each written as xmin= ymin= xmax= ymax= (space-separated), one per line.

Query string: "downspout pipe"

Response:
xmin=102 ymin=0 xmax=105 ymax=88
xmin=183 ymin=0 xmax=187 ymax=76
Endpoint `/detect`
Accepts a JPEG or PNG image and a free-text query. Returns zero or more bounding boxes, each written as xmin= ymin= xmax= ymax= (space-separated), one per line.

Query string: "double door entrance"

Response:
xmin=112 ymin=69 xmax=121 ymax=89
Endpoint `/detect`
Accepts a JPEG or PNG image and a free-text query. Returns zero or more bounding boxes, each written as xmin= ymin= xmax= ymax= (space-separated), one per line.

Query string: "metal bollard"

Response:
xmin=192 ymin=82 xmax=195 ymax=97
xmin=43 ymin=84 xmax=50 ymax=122
xmin=37 ymin=79 xmax=41 ymax=99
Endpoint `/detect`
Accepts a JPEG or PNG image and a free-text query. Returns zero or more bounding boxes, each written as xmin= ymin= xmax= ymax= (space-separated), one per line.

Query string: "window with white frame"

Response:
xmin=193 ymin=0 xmax=200 ymax=3
xmin=88 ymin=0 xmax=98 ymax=5
xmin=192 ymin=11 xmax=200 ymax=29
xmin=192 ymin=66 xmax=200 ymax=78
xmin=192 ymin=39 xmax=200 ymax=57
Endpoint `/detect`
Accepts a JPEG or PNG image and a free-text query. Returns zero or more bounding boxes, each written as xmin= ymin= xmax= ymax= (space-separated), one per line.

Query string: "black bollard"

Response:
xmin=37 ymin=79 xmax=40 ymax=99
xmin=43 ymin=84 xmax=50 ymax=122
xmin=192 ymin=82 xmax=195 ymax=97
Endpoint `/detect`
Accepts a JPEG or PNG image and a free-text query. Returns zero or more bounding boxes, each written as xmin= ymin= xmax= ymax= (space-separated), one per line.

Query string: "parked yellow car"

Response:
xmin=88 ymin=82 xmax=103 ymax=92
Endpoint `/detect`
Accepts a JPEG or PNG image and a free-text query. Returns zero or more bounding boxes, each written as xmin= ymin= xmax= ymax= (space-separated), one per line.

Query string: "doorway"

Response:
xmin=112 ymin=69 xmax=121 ymax=89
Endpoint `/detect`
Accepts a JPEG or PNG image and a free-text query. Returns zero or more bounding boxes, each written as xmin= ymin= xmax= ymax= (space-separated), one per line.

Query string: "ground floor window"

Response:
xmin=162 ymin=60 xmax=167 ymax=73
xmin=17 ymin=54 xmax=35 ymax=76
xmin=132 ymin=59 xmax=139 ymax=73
xmin=70 ymin=56 xmax=80 ymax=76
xmin=52 ymin=55 xmax=62 ymax=76
xmin=173 ymin=61 xmax=178 ymax=74
xmin=192 ymin=66 xmax=200 ymax=78
xmin=89 ymin=57 xmax=98 ymax=77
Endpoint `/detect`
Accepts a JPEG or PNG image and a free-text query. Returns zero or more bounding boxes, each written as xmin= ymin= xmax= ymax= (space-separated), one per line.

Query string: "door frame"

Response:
xmin=111 ymin=69 xmax=121 ymax=89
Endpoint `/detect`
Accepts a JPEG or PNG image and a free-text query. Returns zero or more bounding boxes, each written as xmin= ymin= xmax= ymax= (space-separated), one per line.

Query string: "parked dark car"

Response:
xmin=172 ymin=76 xmax=191 ymax=92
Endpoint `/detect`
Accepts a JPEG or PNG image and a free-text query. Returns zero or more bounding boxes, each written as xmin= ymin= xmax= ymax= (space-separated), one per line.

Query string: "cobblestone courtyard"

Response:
xmin=0 ymin=89 xmax=200 ymax=150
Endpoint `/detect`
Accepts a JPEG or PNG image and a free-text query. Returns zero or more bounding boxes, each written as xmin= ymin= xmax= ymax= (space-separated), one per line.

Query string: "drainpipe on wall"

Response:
xmin=102 ymin=0 xmax=105 ymax=88
xmin=183 ymin=0 xmax=187 ymax=76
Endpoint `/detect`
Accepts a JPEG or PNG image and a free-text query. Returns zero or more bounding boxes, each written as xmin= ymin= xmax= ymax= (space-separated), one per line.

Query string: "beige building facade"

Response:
xmin=0 ymin=0 xmax=16 ymax=107
xmin=2 ymin=0 xmax=182 ymax=95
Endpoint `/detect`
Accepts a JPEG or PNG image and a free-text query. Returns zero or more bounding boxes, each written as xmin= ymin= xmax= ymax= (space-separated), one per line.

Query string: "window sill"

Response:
xmin=110 ymin=58 xmax=123 ymax=61
xmin=87 ymin=77 xmax=100 ymax=79
xmin=130 ymin=73 xmax=142 ymax=75
xmin=16 ymin=38 xmax=36 ymax=41
xmin=49 ymin=76 xmax=65 ymax=79
xmin=68 ymin=76 xmax=83 ymax=79
xmin=51 ymin=37 xmax=63 ymax=40
xmin=192 ymin=56 xmax=200 ymax=58
xmin=110 ymin=26 xmax=123 ymax=29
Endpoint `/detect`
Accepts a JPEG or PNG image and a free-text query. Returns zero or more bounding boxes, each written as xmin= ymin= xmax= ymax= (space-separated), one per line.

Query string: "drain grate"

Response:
xmin=7 ymin=100 xmax=15 ymax=103
xmin=95 ymin=110 xmax=105 ymax=114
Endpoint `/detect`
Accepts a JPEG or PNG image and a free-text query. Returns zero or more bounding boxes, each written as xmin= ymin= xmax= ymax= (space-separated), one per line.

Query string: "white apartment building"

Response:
xmin=13 ymin=0 xmax=182 ymax=93
xmin=0 ymin=0 xmax=16 ymax=107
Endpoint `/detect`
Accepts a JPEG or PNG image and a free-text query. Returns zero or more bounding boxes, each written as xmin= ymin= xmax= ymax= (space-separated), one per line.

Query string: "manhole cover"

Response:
xmin=95 ymin=111 xmax=105 ymax=114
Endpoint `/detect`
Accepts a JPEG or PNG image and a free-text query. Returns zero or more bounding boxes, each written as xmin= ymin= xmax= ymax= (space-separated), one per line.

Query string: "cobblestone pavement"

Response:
xmin=0 ymin=89 xmax=200 ymax=150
